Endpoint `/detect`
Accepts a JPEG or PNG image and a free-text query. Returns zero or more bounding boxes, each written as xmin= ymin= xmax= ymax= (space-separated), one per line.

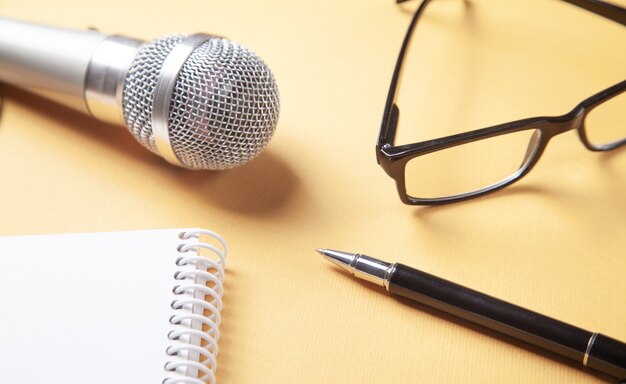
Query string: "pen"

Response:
xmin=317 ymin=248 xmax=626 ymax=381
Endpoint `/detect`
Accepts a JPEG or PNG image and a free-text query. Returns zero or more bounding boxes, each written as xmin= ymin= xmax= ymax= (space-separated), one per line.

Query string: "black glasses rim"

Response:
xmin=383 ymin=79 xmax=626 ymax=160
xmin=378 ymin=0 xmax=626 ymax=205
xmin=388 ymin=81 xmax=626 ymax=205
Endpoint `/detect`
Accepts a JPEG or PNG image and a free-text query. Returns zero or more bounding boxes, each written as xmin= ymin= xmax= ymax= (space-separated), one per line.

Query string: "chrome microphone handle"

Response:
xmin=84 ymin=35 xmax=142 ymax=124
xmin=0 ymin=18 xmax=142 ymax=125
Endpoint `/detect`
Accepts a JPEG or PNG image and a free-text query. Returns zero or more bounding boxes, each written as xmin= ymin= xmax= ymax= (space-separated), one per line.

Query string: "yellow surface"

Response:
xmin=0 ymin=1 xmax=625 ymax=383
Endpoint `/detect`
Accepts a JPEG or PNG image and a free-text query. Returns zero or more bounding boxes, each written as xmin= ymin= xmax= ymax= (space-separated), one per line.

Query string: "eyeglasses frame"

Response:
xmin=377 ymin=0 xmax=626 ymax=205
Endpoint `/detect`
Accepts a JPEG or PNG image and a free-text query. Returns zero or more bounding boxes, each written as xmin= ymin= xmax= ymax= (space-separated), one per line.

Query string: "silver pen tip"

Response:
xmin=316 ymin=248 xmax=356 ymax=273
xmin=318 ymin=249 xmax=393 ymax=288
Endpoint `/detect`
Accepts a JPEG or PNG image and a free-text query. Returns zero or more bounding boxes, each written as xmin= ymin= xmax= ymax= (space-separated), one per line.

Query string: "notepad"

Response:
xmin=0 ymin=228 xmax=226 ymax=384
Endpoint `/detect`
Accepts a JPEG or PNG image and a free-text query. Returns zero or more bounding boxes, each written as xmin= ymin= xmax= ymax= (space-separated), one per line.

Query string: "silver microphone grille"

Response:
xmin=122 ymin=34 xmax=280 ymax=170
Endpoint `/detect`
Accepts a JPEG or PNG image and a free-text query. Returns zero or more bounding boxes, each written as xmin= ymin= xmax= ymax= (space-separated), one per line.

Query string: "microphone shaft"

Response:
xmin=0 ymin=18 xmax=106 ymax=113
xmin=0 ymin=18 xmax=142 ymax=124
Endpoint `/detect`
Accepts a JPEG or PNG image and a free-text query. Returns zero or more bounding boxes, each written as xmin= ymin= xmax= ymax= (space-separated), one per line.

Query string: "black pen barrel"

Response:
xmin=388 ymin=263 xmax=626 ymax=380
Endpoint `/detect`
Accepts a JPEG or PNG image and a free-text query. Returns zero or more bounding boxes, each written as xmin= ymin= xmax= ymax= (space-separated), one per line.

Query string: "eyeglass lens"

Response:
xmin=404 ymin=129 xmax=541 ymax=199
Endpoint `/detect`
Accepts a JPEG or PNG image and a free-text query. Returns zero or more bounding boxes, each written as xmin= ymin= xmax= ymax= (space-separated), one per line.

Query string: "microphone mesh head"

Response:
xmin=122 ymin=34 xmax=280 ymax=170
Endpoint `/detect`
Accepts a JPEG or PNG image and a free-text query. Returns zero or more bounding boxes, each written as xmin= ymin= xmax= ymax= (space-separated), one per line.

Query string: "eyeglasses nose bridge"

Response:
xmin=543 ymin=111 xmax=585 ymax=140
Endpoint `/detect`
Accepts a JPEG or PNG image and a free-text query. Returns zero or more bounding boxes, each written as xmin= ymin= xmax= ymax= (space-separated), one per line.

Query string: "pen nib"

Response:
xmin=316 ymin=248 xmax=356 ymax=273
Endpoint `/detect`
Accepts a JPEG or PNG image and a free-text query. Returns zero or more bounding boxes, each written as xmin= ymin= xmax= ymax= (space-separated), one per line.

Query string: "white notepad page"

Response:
xmin=0 ymin=228 xmax=225 ymax=384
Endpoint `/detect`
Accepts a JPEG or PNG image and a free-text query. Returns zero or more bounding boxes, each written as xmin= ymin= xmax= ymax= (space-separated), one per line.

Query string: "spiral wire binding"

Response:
xmin=163 ymin=230 xmax=227 ymax=384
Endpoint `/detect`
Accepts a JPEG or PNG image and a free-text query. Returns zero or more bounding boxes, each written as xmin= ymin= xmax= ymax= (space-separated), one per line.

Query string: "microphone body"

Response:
xmin=0 ymin=18 xmax=280 ymax=170
xmin=0 ymin=18 xmax=139 ymax=124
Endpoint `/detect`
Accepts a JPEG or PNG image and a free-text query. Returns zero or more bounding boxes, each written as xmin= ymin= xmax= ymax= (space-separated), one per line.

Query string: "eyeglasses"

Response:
xmin=377 ymin=0 xmax=626 ymax=205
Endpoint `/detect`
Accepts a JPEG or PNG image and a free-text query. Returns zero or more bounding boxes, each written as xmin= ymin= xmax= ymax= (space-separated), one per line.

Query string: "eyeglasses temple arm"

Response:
xmin=398 ymin=0 xmax=626 ymax=25
xmin=561 ymin=0 xmax=626 ymax=26
xmin=380 ymin=0 xmax=433 ymax=150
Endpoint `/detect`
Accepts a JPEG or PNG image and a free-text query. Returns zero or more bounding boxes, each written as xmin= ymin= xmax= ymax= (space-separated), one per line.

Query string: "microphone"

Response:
xmin=0 ymin=18 xmax=280 ymax=170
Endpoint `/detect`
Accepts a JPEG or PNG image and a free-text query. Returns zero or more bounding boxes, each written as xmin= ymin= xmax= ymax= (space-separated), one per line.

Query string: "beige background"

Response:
xmin=0 ymin=0 xmax=625 ymax=383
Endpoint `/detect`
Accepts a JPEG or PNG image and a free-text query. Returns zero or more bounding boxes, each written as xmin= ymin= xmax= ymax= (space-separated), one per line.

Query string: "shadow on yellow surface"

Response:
xmin=1 ymin=85 xmax=301 ymax=217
